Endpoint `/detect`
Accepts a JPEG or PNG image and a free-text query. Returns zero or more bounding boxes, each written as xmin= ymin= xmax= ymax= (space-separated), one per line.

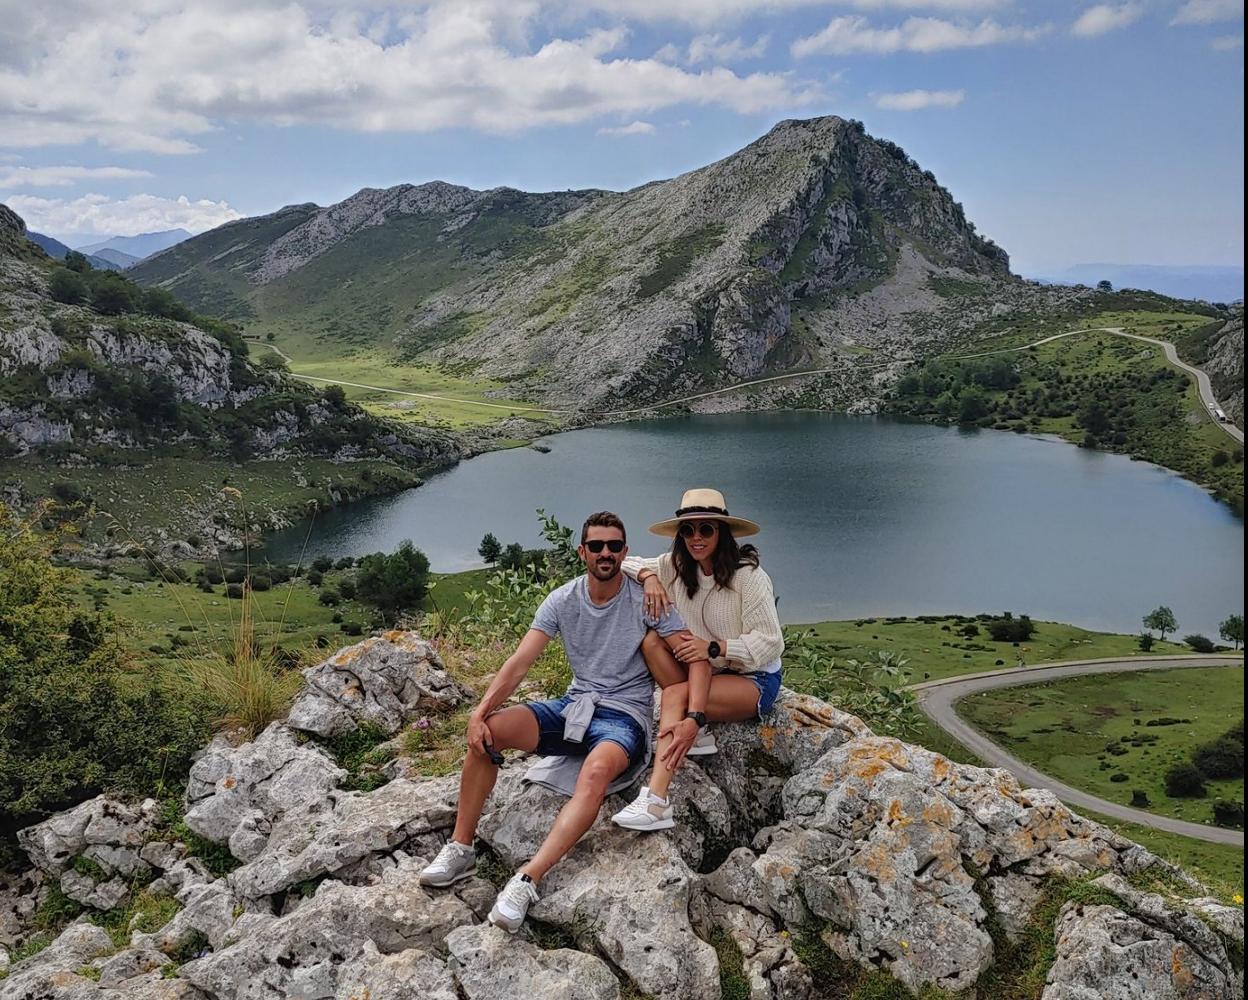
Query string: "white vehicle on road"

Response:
xmin=1213 ymin=406 xmax=1229 ymax=423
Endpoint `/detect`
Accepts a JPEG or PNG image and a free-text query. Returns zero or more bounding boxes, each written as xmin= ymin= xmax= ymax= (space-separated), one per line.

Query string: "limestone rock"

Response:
xmin=286 ymin=631 xmax=468 ymax=738
xmin=447 ymin=923 xmax=622 ymax=1000
xmin=0 ymin=920 xmax=114 ymax=998
xmin=18 ymin=796 xmax=160 ymax=875
xmin=334 ymin=941 xmax=460 ymax=1000
xmin=182 ymin=723 xmax=344 ymax=859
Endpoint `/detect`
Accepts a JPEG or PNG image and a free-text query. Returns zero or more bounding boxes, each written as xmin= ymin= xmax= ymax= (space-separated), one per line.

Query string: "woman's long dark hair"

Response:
xmin=670 ymin=522 xmax=759 ymax=599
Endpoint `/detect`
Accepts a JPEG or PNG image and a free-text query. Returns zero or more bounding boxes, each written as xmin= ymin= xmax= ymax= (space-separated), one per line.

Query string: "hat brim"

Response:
xmin=648 ymin=514 xmax=760 ymax=538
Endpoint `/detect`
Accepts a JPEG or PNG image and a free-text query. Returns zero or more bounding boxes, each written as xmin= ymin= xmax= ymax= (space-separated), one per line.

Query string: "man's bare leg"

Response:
xmin=642 ymin=628 xmax=688 ymax=689
xmin=519 ymin=742 xmax=630 ymax=884
xmin=451 ymin=705 xmax=539 ymax=846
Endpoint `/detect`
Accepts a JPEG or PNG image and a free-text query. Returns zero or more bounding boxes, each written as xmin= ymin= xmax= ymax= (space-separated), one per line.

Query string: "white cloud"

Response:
xmin=0 ymin=1 xmax=818 ymax=155
xmin=597 ymin=120 xmax=658 ymax=135
xmin=0 ymin=165 xmax=154 ymax=188
xmin=686 ymin=33 xmax=770 ymax=64
xmin=792 ymin=15 xmax=1049 ymax=56
xmin=1211 ymin=31 xmax=1245 ymax=44
xmin=582 ymin=0 xmax=1004 ymax=21
xmin=1171 ymin=0 xmax=1244 ymax=25
xmin=1071 ymin=3 xmax=1144 ymax=37
xmin=872 ymin=88 xmax=965 ymax=109
xmin=5 ymin=193 xmax=243 ymax=238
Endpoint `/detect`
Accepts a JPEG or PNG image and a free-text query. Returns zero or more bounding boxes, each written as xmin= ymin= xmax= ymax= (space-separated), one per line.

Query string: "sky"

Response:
xmin=0 ymin=0 xmax=1242 ymax=274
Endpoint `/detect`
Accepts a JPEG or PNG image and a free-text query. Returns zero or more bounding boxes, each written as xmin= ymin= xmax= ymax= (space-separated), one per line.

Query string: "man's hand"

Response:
xmin=670 ymin=634 xmax=712 ymax=663
xmin=659 ymin=716 xmax=700 ymax=772
xmin=467 ymin=713 xmax=494 ymax=757
xmin=642 ymin=573 xmax=673 ymax=619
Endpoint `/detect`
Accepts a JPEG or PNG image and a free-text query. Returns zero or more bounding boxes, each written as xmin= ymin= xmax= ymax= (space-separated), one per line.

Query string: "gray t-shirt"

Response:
xmin=531 ymin=575 xmax=686 ymax=728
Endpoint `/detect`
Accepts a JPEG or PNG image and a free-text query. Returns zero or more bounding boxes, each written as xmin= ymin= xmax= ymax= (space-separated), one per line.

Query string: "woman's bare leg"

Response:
xmin=642 ymin=629 xmax=688 ymax=688
xmin=648 ymin=674 xmax=761 ymax=800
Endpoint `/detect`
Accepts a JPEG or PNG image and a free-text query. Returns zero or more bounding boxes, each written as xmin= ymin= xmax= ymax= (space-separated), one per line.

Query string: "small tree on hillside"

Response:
xmin=1143 ymin=606 xmax=1177 ymax=641
xmin=478 ymin=533 xmax=502 ymax=565
xmin=49 ymin=269 xmax=89 ymax=305
xmin=1096 ymin=279 xmax=1113 ymax=292
xmin=356 ymin=540 xmax=430 ymax=615
xmin=1219 ymin=614 xmax=1243 ymax=650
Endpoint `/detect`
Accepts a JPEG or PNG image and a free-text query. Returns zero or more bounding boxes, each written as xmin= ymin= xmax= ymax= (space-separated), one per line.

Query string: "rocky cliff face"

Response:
xmin=2 ymin=632 xmax=1241 ymax=999
xmin=0 ymin=207 xmax=463 ymax=470
xmin=1206 ymin=310 xmax=1244 ymax=427
xmin=132 ymin=117 xmax=1072 ymax=409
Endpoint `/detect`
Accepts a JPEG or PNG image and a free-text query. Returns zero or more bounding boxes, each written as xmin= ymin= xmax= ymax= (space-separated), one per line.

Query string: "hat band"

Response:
xmin=675 ymin=505 xmax=729 ymax=517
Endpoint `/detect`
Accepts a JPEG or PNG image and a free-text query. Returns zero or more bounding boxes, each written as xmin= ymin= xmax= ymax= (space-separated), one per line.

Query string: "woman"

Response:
xmin=611 ymin=488 xmax=784 ymax=832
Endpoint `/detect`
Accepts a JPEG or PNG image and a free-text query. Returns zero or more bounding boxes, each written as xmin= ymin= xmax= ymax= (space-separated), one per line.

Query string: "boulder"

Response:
xmin=0 ymin=920 xmax=114 ymax=998
xmin=447 ymin=923 xmax=622 ymax=1000
xmin=286 ymin=631 xmax=469 ymax=738
xmin=334 ymin=941 xmax=460 ymax=999
xmin=183 ymin=723 xmax=344 ymax=859
xmin=18 ymin=797 xmax=160 ymax=875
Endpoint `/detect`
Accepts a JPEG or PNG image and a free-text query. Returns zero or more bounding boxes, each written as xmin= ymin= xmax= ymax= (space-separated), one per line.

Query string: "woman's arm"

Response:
xmin=722 ymin=567 xmax=785 ymax=669
xmin=620 ymin=553 xmax=664 ymax=582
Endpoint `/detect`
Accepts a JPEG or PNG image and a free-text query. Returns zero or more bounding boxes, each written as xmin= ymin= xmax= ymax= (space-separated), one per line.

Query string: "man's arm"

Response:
xmin=471 ymin=628 xmax=553 ymax=721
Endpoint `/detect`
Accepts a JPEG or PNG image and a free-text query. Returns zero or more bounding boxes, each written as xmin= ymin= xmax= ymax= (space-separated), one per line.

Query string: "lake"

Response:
xmin=264 ymin=413 xmax=1244 ymax=636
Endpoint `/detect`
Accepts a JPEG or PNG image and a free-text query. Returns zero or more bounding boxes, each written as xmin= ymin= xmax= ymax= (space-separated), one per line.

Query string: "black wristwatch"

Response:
xmin=685 ymin=711 xmax=707 ymax=728
xmin=707 ymin=641 xmax=721 ymax=659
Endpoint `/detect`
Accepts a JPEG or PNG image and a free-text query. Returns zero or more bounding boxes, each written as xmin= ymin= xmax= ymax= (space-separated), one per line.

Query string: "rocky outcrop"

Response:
xmin=1205 ymin=310 xmax=1244 ymax=427
xmin=2 ymin=632 xmax=1242 ymax=1000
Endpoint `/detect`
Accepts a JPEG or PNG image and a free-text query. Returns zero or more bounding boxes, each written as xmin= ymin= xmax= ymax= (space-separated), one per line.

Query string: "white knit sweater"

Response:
xmin=621 ymin=552 xmax=784 ymax=673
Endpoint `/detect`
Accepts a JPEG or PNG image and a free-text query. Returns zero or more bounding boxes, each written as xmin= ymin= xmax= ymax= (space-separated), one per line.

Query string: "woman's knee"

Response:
xmin=661 ymin=681 xmax=690 ymax=710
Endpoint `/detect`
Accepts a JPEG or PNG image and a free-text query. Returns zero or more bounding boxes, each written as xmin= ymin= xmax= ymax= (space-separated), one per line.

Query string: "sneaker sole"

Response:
xmin=612 ymin=815 xmax=676 ymax=831
xmin=488 ymin=908 xmax=523 ymax=933
xmin=418 ymin=865 xmax=477 ymax=888
xmin=686 ymin=745 xmax=718 ymax=756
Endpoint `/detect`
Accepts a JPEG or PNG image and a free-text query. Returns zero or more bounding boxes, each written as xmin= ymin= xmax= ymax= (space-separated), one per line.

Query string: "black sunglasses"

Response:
xmin=584 ymin=539 xmax=625 ymax=553
xmin=679 ymin=521 xmax=720 ymax=539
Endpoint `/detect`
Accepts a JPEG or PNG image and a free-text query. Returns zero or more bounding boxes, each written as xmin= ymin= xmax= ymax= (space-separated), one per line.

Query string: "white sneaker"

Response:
xmin=687 ymin=726 xmax=718 ymax=757
xmin=611 ymin=786 xmax=675 ymax=832
xmin=418 ymin=840 xmax=477 ymax=887
xmin=489 ymin=873 xmax=540 ymax=933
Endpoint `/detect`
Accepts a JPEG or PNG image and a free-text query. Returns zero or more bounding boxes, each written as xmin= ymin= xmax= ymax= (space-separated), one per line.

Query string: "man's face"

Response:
xmin=579 ymin=526 xmax=627 ymax=581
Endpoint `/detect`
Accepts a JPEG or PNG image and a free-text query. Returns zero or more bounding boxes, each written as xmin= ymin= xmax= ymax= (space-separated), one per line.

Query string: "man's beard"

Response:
xmin=590 ymin=559 xmax=620 ymax=581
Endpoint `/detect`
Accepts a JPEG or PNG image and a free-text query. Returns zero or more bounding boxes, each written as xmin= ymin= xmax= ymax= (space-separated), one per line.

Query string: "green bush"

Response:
xmin=1193 ymin=737 xmax=1244 ymax=780
xmin=225 ymin=583 xmax=245 ymax=600
xmin=985 ymin=613 xmax=1036 ymax=643
xmin=1183 ymin=634 xmax=1215 ymax=653
xmin=355 ymin=540 xmax=429 ymax=614
xmin=1211 ymin=799 xmax=1244 ymax=828
xmin=49 ymin=269 xmax=89 ymax=305
xmin=249 ymin=575 xmax=272 ymax=592
xmin=224 ymin=567 xmax=246 ymax=584
xmin=337 ymin=579 xmax=356 ymax=600
xmin=1137 ymin=633 xmax=1154 ymax=651
xmin=0 ymin=505 xmax=207 ymax=857
xmin=318 ymin=588 xmax=340 ymax=606
xmin=1163 ymin=762 xmax=1206 ymax=798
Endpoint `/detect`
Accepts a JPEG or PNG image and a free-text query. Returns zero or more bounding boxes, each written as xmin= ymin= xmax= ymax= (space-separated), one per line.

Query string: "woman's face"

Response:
xmin=679 ymin=520 xmax=720 ymax=562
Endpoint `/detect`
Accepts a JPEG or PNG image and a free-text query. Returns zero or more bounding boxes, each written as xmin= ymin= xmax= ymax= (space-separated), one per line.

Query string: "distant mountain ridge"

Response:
xmin=131 ymin=116 xmax=1086 ymax=407
xmin=1034 ymin=263 xmax=1244 ymax=303
xmin=26 ymin=231 xmax=122 ymax=271
xmin=78 ymin=228 xmax=192 ymax=260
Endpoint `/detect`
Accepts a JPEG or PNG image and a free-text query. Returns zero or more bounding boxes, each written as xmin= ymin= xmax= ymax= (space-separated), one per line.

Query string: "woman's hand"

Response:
xmin=467 ymin=713 xmax=494 ymax=757
xmin=659 ymin=717 xmax=700 ymax=772
xmin=642 ymin=573 xmax=673 ymax=619
xmin=671 ymin=634 xmax=713 ymax=663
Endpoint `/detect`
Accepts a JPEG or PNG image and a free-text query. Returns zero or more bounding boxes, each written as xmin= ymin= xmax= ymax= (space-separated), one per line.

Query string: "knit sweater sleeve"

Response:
xmin=723 ymin=566 xmax=785 ymax=668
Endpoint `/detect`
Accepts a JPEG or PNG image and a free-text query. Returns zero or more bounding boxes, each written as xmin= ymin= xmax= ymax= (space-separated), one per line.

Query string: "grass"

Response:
xmin=958 ymin=666 xmax=1244 ymax=828
xmin=793 ymin=614 xmax=1193 ymax=684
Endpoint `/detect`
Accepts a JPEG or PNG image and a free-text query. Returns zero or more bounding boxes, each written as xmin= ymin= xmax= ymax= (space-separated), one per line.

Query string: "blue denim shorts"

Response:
xmin=525 ymin=696 xmax=646 ymax=766
xmin=744 ymin=669 xmax=783 ymax=717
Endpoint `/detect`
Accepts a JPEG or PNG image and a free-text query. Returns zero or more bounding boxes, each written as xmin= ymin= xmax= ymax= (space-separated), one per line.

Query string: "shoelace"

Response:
xmin=432 ymin=843 xmax=467 ymax=870
xmin=501 ymin=876 xmax=537 ymax=907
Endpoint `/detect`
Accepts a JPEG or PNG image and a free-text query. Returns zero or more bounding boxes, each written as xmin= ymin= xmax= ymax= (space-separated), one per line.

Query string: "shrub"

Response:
xmin=1130 ymin=789 xmax=1150 ymax=807
xmin=1137 ymin=633 xmax=1154 ymax=652
xmin=984 ymin=613 xmax=1036 ymax=643
xmin=1212 ymin=799 xmax=1244 ymax=828
xmin=1183 ymin=634 xmax=1215 ymax=653
xmin=355 ymin=540 xmax=429 ymax=614
xmin=1193 ymin=737 xmax=1244 ymax=780
xmin=198 ymin=565 xmax=224 ymax=584
xmin=1163 ymin=763 xmax=1206 ymax=798
xmin=249 ymin=575 xmax=272 ymax=592
xmin=311 ymin=556 xmax=334 ymax=573
xmin=306 ymin=570 xmax=324 ymax=586
xmin=224 ymin=567 xmax=246 ymax=584
xmin=340 ymin=621 xmax=364 ymax=636
xmin=0 ymin=505 xmax=207 ymax=856
xmin=49 ymin=269 xmax=89 ymax=305
xmin=318 ymin=588 xmax=340 ymax=606
xmin=1109 ymin=773 xmax=1128 ymax=783
xmin=337 ymin=579 xmax=356 ymax=600
xmin=334 ymin=557 xmax=355 ymax=570
xmin=225 ymin=583 xmax=245 ymax=600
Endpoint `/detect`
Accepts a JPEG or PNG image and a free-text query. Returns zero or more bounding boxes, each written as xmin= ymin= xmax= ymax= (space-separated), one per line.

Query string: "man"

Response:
xmin=418 ymin=511 xmax=712 ymax=932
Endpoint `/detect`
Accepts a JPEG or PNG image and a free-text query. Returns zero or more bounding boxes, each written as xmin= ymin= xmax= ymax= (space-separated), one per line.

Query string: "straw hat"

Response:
xmin=648 ymin=488 xmax=760 ymax=538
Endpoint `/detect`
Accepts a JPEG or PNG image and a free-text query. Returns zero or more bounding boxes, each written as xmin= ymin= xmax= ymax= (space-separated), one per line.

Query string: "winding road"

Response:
xmin=911 ymin=655 xmax=1245 ymax=846
xmin=250 ymin=327 xmax=1242 ymax=442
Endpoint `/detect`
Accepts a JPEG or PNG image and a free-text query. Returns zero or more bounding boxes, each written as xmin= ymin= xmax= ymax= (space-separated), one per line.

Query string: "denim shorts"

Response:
xmin=525 ymin=696 xmax=646 ymax=767
xmin=742 ymin=668 xmax=783 ymax=717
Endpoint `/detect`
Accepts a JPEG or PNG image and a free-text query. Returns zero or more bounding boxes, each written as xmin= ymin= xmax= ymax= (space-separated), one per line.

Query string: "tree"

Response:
xmin=499 ymin=542 xmax=526 ymax=570
xmin=48 ymin=268 xmax=89 ymax=305
xmin=64 ymin=250 xmax=91 ymax=273
xmin=1096 ymin=279 xmax=1113 ymax=292
xmin=1219 ymin=614 xmax=1243 ymax=650
xmin=323 ymin=385 xmax=347 ymax=408
xmin=478 ymin=532 xmax=502 ymax=564
xmin=1143 ymin=606 xmax=1177 ymax=641
xmin=90 ymin=274 xmax=139 ymax=315
xmin=957 ymin=386 xmax=988 ymax=423
xmin=355 ymin=539 xmax=430 ymax=614
xmin=1163 ymin=762 xmax=1206 ymax=798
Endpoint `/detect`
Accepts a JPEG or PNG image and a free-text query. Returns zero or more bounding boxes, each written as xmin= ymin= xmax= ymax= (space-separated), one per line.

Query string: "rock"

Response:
xmin=287 ymin=631 xmax=468 ymax=738
xmin=18 ymin=796 xmax=160 ymax=875
xmin=478 ymin=779 xmax=720 ymax=1000
xmin=60 ymin=870 xmax=130 ymax=910
xmin=0 ymin=920 xmax=114 ymax=997
xmin=178 ymin=857 xmax=475 ymax=999
xmin=183 ymin=723 xmax=345 ymax=859
xmin=335 ymin=941 xmax=460 ymax=999
xmin=226 ymin=776 xmax=460 ymax=897
xmin=447 ymin=923 xmax=622 ymax=1000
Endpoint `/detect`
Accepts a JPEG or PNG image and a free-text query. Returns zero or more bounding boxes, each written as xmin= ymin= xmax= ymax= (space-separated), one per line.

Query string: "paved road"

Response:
xmin=911 ymin=655 xmax=1245 ymax=846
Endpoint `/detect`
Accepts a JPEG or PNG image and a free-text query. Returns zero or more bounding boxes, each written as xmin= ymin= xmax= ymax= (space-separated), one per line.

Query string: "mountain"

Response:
xmin=78 ymin=228 xmax=192 ymax=259
xmin=1034 ymin=263 xmax=1244 ymax=303
xmin=133 ymin=117 xmax=1077 ymax=407
xmin=26 ymin=230 xmax=123 ymax=271
xmin=91 ymin=247 xmax=142 ymax=269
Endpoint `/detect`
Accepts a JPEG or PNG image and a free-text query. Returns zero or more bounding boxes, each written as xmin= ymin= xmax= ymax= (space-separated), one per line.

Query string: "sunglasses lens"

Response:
xmin=680 ymin=522 xmax=718 ymax=538
xmin=586 ymin=539 xmax=624 ymax=553
xmin=698 ymin=523 xmax=717 ymax=538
